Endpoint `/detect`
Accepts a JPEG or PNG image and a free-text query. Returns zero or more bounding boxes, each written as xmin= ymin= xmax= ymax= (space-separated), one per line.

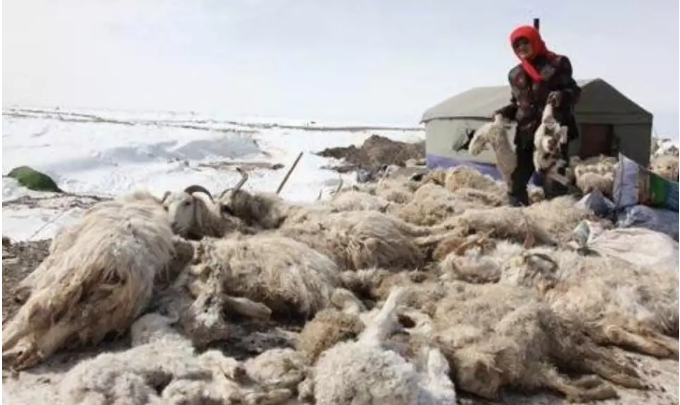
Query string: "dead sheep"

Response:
xmin=162 ymin=183 xmax=251 ymax=240
xmin=419 ymin=165 xmax=504 ymax=195
xmin=60 ymin=313 xmax=289 ymax=405
xmin=501 ymin=247 xmax=679 ymax=359
xmin=277 ymin=210 xmax=456 ymax=271
xmin=339 ymin=268 xmax=444 ymax=310
xmin=467 ymin=114 xmax=516 ymax=186
xmin=650 ymin=154 xmax=679 ymax=181
xmin=297 ymin=307 xmax=366 ymax=364
xmin=309 ymin=287 xmax=457 ymax=405
xmin=243 ymin=348 xmax=308 ymax=393
xmin=532 ymin=103 xmax=570 ymax=178
xmin=353 ymin=177 xmax=418 ymax=204
xmin=221 ymin=170 xmax=396 ymax=231
xmin=153 ymin=263 xmax=273 ymax=349
xmin=411 ymin=281 xmax=647 ymax=402
xmin=190 ymin=233 xmax=345 ymax=319
xmin=570 ymin=155 xmax=619 ymax=196
xmin=218 ymin=168 xmax=309 ymax=230
xmin=397 ymin=182 xmax=505 ymax=226
xmin=446 ymin=195 xmax=598 ymax=246
xmin=3 ymin=193 xmax=187 ymax=370
xmin=325 ymin=189 xmax=392 ymax=212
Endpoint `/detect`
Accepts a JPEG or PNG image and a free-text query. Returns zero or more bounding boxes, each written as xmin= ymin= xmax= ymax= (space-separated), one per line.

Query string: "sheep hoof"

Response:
xmin=8 ymin=343 xmax=42 ymax=371
xmin=566 ymin=383 xmax=618 ymax=403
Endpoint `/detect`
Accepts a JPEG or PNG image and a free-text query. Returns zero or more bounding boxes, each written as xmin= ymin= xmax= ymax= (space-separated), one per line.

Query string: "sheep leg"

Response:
xmin=594 ymin=324 xmax=677 ymax=359
xmin=579 ymin=355 xmax=650 ymax=390
xmin=536 ymin=365 xmax=618 ymax=403
xmin=243 ymin=388 xmax=292 ymax=405
xmin=358 ymin=287 xmax=405 ymax=345
xmin=221 ymin=294 xmax=272 ymax=320
xmin=630 ymin=325 xmax=679 ymax=357
xmin=571 ymin=375 xmax=606 ymax=389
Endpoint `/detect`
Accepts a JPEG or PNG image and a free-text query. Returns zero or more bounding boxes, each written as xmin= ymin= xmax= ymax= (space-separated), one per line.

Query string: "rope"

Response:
xmin=26 ymin=208 xmax=71 ymax=241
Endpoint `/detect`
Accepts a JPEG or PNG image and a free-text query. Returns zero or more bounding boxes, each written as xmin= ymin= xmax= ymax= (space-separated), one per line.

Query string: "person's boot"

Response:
xmin=508 ymin=193 xmax=529 ymax=207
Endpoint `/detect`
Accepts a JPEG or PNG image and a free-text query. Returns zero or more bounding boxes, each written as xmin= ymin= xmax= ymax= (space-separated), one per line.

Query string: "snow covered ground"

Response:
xmin=2 ymin=107 xmax=424 ymax=241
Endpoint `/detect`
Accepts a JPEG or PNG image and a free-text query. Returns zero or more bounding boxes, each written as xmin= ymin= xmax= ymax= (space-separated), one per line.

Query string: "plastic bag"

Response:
xmin=578 ymin=224 xmax=679 ymax=274
xmin=612 ymin=153 xmax=679 ymax=211
xmin=576 ymin=189 xmax=615 ymax=217
xmin=617 ymin=205 xmax=679 ymax=241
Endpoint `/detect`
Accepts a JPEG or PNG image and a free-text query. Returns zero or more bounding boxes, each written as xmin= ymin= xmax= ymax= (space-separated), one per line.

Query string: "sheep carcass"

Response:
xmin=413 ymin=281 xmax=645 ymax=402
xmin=3 ymin=194 xmax=186 ymax=370
xmin=397 ymin=181 xmax=505 ymax=227
xmin=446 ymin=195 xmax=598 ymax=246
xmin=310 ymin=287 xmax=457 ymax=405
xmin=60 ymin=312 xmax=291 ymax=405
xmin=501 ymin=247 xmax=679 ymax=359
xmin=219 ymin=169 xmax=398 ymax=231
xmin=570 ymin=155 xmax=618 ymax=196
xmin=278 ymin=210 xmax=456 ymax=271
xmin=533 ymin=103 xmax=571 ymax=180
xmin=467 ymin=114 xmax=516 ymax=186
xmin=355 ymin=177 xmax=418 ymax=204
xmin=13 ymin=190 xmax=171 ymax=302
xmin=189 ymin=233 xmax=346 ymax=319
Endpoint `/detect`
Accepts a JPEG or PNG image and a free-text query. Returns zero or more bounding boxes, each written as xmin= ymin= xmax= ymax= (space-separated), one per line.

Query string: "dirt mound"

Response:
xmin=317 ymin=134 xmax=425 ymax=172
xmin=2 ymin=239 xmax=50 ymax=321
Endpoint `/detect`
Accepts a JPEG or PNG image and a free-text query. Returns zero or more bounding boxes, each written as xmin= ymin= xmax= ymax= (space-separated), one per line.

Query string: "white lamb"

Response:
xmin=468 ymin=114 xmax=516 ymax=187
xmin=3 ymin=192 xmax=183 ymax=370
xmin=309 ymin=287 xmax=457 ymax=405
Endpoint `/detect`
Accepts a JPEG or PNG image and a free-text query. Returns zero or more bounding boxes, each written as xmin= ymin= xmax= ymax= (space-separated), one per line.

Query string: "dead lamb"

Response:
xmin=532 ymin=103 xmax=571 ymax=180
xmin=308 ymin=287 xmax=457 ymax=405
xmin=467 ymin=114 xmax=516 ymax=186
xmin=3 ymin=191 xmax=189 ymax=370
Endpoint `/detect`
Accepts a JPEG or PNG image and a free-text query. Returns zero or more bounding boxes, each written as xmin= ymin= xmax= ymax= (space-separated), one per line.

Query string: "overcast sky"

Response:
xmin=4 ymin=0 xmax=678 ymax=137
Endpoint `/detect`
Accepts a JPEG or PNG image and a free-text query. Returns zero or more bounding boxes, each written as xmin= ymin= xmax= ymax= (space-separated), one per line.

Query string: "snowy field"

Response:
xmin=2 ymin=107 xmax=424 ymax=241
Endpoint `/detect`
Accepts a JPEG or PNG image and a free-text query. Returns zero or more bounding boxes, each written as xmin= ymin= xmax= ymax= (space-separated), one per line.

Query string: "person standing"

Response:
xmin=495 ymin=25 xmax=581 ymax=206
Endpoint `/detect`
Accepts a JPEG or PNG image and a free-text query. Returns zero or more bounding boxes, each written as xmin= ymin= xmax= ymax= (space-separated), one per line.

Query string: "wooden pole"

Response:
xmin=276 ymin=151 xmax=304 ymax=194
xmin=533 ymin=18 xmax=540 ymax=31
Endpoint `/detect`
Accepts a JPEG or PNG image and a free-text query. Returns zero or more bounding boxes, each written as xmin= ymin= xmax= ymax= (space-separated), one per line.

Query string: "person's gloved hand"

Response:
xmin=547 ymin=91 xmax=563 ymax=107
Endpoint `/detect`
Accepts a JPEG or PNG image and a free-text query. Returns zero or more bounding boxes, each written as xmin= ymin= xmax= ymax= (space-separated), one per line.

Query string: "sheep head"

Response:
xmin=445 ymin=345 xmax=508 ymax=402
xmin=162 ymin=185 xmax=214 ymax=238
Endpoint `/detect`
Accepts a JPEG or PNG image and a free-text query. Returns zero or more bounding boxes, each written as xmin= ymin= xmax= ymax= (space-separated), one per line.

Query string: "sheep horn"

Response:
xmin=184 ymin=185 xmax=214 ymax=202
xmin=334 ymin=179 xmax=344 ymax=195
xmin=316 ymin=190 xmax=323 ymax=201
xmin=233 ymin=167 xmax=249 ymax=192
xmin=161 ymin=191 xmax=171 ymax=203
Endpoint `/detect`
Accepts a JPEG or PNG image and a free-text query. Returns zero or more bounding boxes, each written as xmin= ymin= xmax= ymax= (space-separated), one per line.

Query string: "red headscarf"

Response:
xmin=510 ymin=25 xmax=556 ymax=83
